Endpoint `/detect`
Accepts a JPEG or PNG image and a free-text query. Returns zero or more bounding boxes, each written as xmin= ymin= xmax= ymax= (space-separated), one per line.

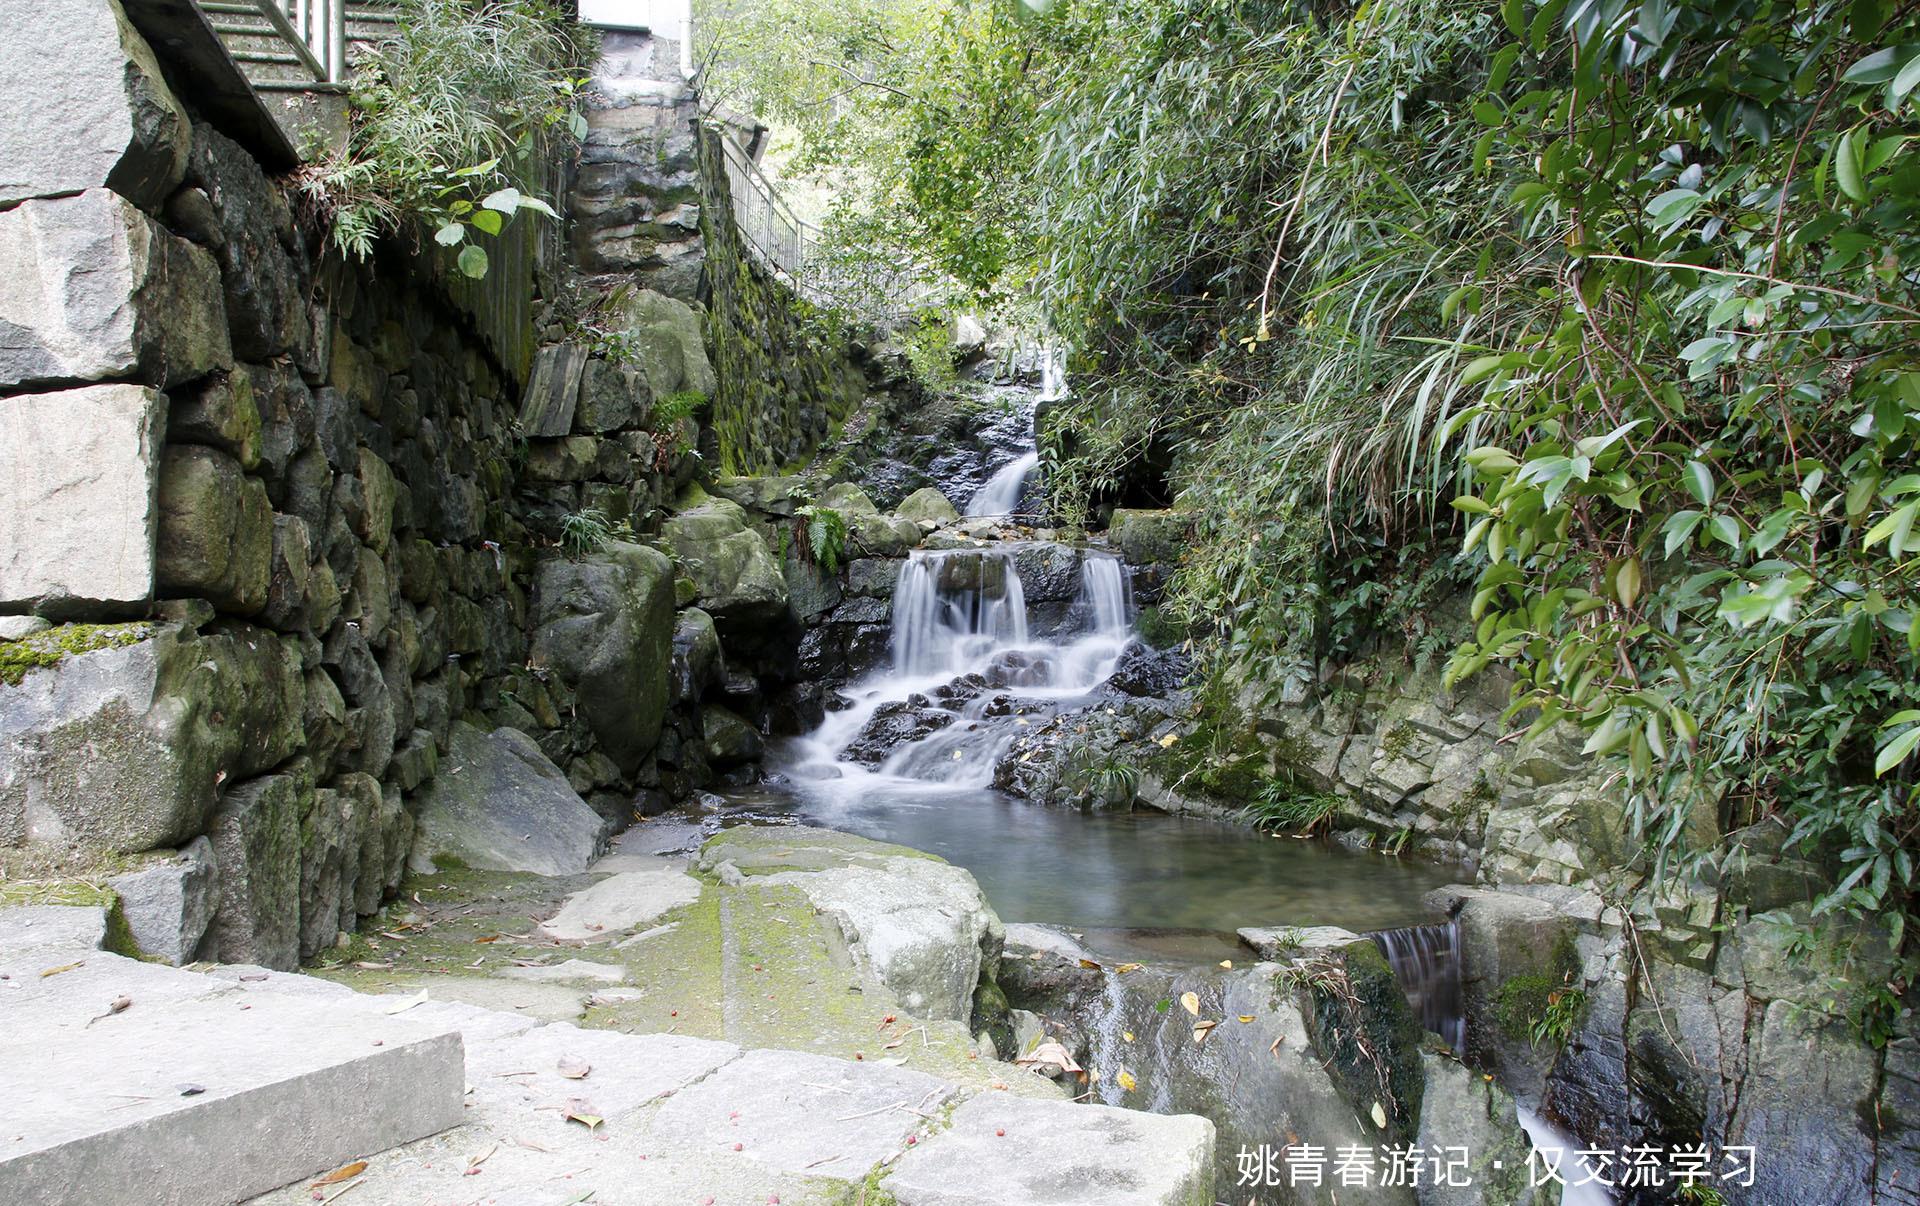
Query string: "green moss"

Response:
xmin=1292 ymin=941 xmax=1428 ymax=1144
xmin=1493 ymin=930 xmax=1586 ymax=1045
xmin=1378 ymin=721 xmax=1416 ymax=762
xmin=0 ymin=622 xmax=154 ymax=687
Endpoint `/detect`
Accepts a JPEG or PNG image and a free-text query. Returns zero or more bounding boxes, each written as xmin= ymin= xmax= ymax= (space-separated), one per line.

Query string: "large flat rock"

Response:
xmin=885 ymin=1092 xmax=1216 ymax=1206
xmin=0 ymin=936 xmax=463 ymax=1206
xmin=538 ymin=857 xmax=701 ymax=942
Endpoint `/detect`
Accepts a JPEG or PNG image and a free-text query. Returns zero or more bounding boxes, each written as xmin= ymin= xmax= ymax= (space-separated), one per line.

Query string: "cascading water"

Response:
xmin=1371 ymin=920 xmax=1465 ymax=1051
xmin=965 ymin=452 xmax=1039 ymax=518
xmin=790 ymin=545 xmax=1136 ymax=794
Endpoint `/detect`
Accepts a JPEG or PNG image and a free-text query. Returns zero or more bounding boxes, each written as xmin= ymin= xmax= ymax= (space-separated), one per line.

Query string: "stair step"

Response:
xmin=0 ymin=931 xmax=464 ymax=1206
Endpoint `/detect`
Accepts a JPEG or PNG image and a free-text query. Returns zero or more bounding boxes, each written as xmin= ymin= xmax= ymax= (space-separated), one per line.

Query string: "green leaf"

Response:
xmin=470 ymin=209 xmax=504 ymax=236
xmin=1836 ymin=127 xmax=1869 ymax=202
xmin=1894 ymin=54 xmax=1920 ymax=105
xmin=1863 ymin=500 xmax=1919 ymax=555
xmin=1876 ymin=724 xmax=1920 ymax=777
xmin=456 ymin=244 xmax=489 ymax=278
xmin=1472 ymin=100 xmax=1506 ymax=127
xmin=1663 ymin=510 xmax=1704 ymax=557
xmin=1683 ymin=461 xmax=1715 ymax=506
xmin=481 ymin=187 xmax=524 ymax=214
xmin=1502 ymin=0 xmax=1527 ymax=38
xmin=433 ymin=222 xmax=465 ymax=246
xmin=1611 ymin=556 xmax=1643 ymax=608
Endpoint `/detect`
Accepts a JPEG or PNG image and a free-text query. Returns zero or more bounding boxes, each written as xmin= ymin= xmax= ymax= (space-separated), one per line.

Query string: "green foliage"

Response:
xmin=795 ymin=504 xmax=849 ymax=575
xmin=1237 ymin=779 xmax=1341 ymax=836
xmin=299 ymin=0 xmax=590 ymax=274
xmin=0 ymin=623 xmax=153 ymax=687
xmin=647 ymin=390 xmax=708 ymax=468
xmin=559 ymin=507 xmax=617 ymax=559
xmin=1063 ymin=745 xmax=1140 ymax=808
xmin=897 ymin=318 xmax=961 ymax=395
xmin=1494 ymin=931 xmax=1586 ymax=1046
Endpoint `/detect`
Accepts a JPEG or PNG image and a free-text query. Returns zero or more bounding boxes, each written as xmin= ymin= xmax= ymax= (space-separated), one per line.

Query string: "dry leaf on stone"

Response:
xmin=38 ymin=961 xmax=83 ymax=979
xmin=384 ymin=990 xmax=429 ymax=1015
xmin=1179 ymin=992 xmax=1200 ymax=1017
xmin=557 ymin=1056 xmax=591 ymax=1080
xmin=563 ymin=1100 xmax=605 ymax=1131
xmin=1116 ymin=1069 xmax=1138 ymax=1091
xmin=1191 ymin=1020 xmax=1217 ymax=1045
xmin=311 ymin=1161 xmax=367 ymax=1187
xmin=1077 ymin=958 xmax=1102 ymax=970
xmin=1370 ymin=1101 xmax=1388 ymax=1129
xmin=1014 ymin=1042 xmax=1082 ymax=1074
xmin=1238 ymin=1015 xmax=1256 ymax=1023
xmin=1114 ymin=963 xmax=1143 ymax=974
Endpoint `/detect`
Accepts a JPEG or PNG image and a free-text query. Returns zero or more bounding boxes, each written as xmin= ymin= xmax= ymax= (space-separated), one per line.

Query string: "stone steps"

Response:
xmin=1 ymin=903 xmax=1215 ymax=1205
xmin=0 ymin=909 xmax=465 ymax=1206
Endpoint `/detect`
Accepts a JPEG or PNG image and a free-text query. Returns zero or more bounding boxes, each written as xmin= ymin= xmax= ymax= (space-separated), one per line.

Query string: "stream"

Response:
xmin=716 ymin=387 xmax=1606 ymax=1202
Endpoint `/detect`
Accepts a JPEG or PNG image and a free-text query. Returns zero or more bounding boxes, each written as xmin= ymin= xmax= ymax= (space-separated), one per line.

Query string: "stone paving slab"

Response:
xmin=644 ymin=1047 xmax=960 ymax=1179
xmin=885 ymin=1092 xmax=1217 ymax=1206
xmin=0 ymin=943 xmax=464 ymax=1206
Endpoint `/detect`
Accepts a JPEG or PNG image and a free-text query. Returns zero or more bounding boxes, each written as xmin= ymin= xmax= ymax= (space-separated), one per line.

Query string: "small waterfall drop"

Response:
xmin=1038 ymin=347 xmax=1067 ymax=401
xmin=790 ymin=545 xmax=1134 ymax=795
xmin=1371 ymin=921 xmax=1464 ymax=1051
xmin=966 ymin=451 xmax=1039 ymax=519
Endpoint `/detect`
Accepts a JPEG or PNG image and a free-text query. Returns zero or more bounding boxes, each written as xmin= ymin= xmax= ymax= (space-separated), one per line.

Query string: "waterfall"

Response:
xmin=966 ymin=451 xmax=1039 ymax=519
xmin=1079 ymin=554 xmax=1132 ymax=635
xmin=1039 ymin=347 xmax=1067 ymax=401
xmin=889 ymin=550 xmax=1030 ymax=678
xmin=1371 ymin=921 xmax=1465 ymax=1051
xmin=791 ymin=545 xmax=1136 ymax=791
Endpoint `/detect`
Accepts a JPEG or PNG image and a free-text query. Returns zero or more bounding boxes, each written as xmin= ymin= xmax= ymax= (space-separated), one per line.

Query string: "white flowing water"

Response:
xmin=1039 ymin=346 xmax=1067 ymax=401
xmin=965 ymin=451 xmax=1039 ymax=518
xmin=1517 ymin=1106 xmax=1618 ymax=1205
xmin=789 ymin=544 xmax=1134 ymax=793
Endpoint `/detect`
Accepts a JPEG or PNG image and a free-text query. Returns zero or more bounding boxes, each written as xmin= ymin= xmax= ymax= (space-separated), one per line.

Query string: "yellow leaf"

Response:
xmin=1114 ymin=962 xmax=1143 ymax=974
xmin=1122 ymin=1031 xmax=1135 ymax=1043
xmin=311 ymin=1162 xmax=367 ymax=1187
xmin=1192 ymin=1021 xmax=1217 ymax=1045
xmin=1238 ymin=1015 xmax=1256 ymax=1024
xmin=1218 ymin=960 xmax=1233 ymax=970
xmin=1370 ymin=1101 xmax=1388 ymax=1129
xmin=1077 ymin=958 xmax=1103 ymax=970
xmin=38 ymin=961 xmax=83 ymax=979
xmin=1179 ymin=992 xmax=1200 ymax=1017
xmin=1117 ymin=1069 xmax=1138 ymax=1091
xmin=1157 ymin=732 xmax=1180 ymax=748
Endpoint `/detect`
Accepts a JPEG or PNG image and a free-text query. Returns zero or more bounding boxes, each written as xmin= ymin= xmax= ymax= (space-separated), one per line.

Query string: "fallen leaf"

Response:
xmin=1192 ymin=1020 xmax=1217 ymax=1045
xmin=1121 ymin=1031 xmax=1135 ymax=1043
xmin=475 ymin=934 xmax=501 ymax=944
xmin=1077 ymin=958 xmax=1102 ymax=970
xmin=557 ymin=1056 xmax=591 ymax=1080
xmin=563 ymin=1100 xmax=604 ymax=1131
xmin=1157 ymin=732 xmax=1179 ymax=748
xmin=1218 ymin=960 xmax=1233 ymax=970
xmin=1113 ymin=962 xmax=1143 ymax=974
xmin=468 ymin=1143 xmax=497 ymax=1169
xmin=311 ymin=1161 xmax=367 ymax=1187
xmin=352 ymin=961 xmax=392 ymax=971
xmin=1179 ymin=992 xmax=1200 ymax=1017
xmin=383 ymin=990 xmax=428 ymax=1015
xmin=1238 ymin=1015 xmax=1256 ymax=1024
xmin=1014 ymin=1042 xmax=1082 ymax=1074
xmin=1116 ymin=1069 xmax=1137 ymax=1091
xmin=1370 ymin=1101 xmax=1388 ymax=1129
xmin=875 ymin=1056 xmax=908 ymax=1067
xmin=38 ymin=961 xmax=83 ymax=979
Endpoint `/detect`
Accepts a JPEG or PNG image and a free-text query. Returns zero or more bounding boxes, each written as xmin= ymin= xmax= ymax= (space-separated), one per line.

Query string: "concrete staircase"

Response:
xmin=190 ymin=0 xmax=400 ymax=92
xmin=0 ymin=903 xmax=1216 ymax=1206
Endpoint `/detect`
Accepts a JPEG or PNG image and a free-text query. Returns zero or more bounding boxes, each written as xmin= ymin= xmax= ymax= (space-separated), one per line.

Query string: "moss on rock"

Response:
xmin=0 ymin=621 xmax=154 ymax=687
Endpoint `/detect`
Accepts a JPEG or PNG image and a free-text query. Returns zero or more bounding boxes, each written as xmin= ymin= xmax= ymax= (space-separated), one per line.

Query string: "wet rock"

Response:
xmin=896 ymin=487 xmax=960 ymax=527
xmin=1417 ymin=1053 xmax=1546 ymax=1206
xmin=843 ymin=700 xmax=955 ymax=765
xmin=207 ymin=768 xmax=306 ymax=969
xmin=409 ymin=723 xmax=606 ymax=876
xmin=702 ymin=704 xmax=763 ymax=766
xmin=709 ymin=474 xmax=807 ymax=518
xmin=669 ymin=606 xmax=719 ymax=704
xmin=1101 ymin=642 xmax=1190 ymax=698
xmin=533 ymin=543 xmax=673 ymax=775
xmin=1107 ymin=508 xmax=1189 ymax=569
xmin=662 ymin=497 xmax=789 ymax=625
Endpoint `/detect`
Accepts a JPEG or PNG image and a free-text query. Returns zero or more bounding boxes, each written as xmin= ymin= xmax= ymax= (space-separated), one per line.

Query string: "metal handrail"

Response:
xmin=715 ymin=132 xmax=936 ymax=321
xmin=235 ymin=0 xmax=348 ymax=83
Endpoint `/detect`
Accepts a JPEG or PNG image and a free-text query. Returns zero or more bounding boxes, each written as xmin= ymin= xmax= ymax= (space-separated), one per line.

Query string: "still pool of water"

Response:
xmin=725 ymin=778 xmax=1467 ymax=942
